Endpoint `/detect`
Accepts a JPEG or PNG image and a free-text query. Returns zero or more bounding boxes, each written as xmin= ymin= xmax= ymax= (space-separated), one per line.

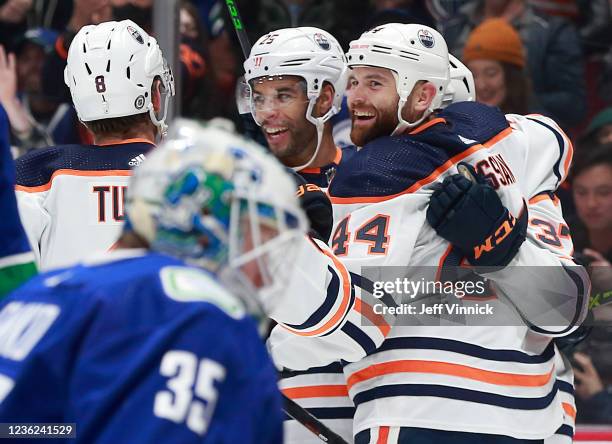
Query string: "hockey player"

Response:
xmin=242 ymin=27 xmax=354 ymax=188
xmin=0 ymin=105 xmax=36 ymax=296
xmin=0 ymin=120 xmax=307 ymax=443
xmin=15 ymin=19 xmax=175 ymax=270
xmin=267 ymin=24 xmax=589 ymax=443
xmin=440 ymin=58 xmax=578 ymax=444
xmin=242 ymin=27 xmax=355 ymax=442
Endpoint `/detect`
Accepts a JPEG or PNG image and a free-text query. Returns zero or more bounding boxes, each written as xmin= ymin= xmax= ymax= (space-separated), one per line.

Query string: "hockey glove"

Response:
xmin=288 ymin=170 xmax=333 ymax=242
xmin=426 ymin=162 xmax=527 ymax=267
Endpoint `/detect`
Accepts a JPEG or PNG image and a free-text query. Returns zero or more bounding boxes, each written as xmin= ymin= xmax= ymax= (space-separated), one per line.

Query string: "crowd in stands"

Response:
xmin=0 ymin=0 xmax=611 ymax=425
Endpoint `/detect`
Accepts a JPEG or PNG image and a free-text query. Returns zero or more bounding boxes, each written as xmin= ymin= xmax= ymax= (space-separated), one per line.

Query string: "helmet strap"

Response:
xmin=292 ymin=96 xmax=337 ymax=171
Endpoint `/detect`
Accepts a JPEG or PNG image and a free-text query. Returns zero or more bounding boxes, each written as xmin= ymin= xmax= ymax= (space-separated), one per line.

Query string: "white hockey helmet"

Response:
xmin=445 ymin=54 xmax=475 ymax=105
xmin=346 ymin=23 xmax=450 ymax=134
xmin=64 ymin=20 xmax=175 ymax=136
xmin=243 ymin=27 xmax=348 ymax=170
xmin=126 ymin=119 xmax=307 ymax=317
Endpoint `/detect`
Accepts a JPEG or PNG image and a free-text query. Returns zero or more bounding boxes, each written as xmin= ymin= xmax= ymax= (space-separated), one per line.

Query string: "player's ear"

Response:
xmin=313 ymin=83 xmax=334 ymax=118
xmin=412 ymin=81 xmax=437 ymax=114
xmin=151 ymin=79 xmax=162 ymax=113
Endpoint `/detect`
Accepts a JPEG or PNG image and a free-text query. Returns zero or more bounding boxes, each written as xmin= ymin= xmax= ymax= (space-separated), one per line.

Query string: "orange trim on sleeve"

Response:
xmin=528 ymin=193 xmax=559 ymax=206
xmin=354 ymin=297 xmax=390 ymax=336
xmin=55 ymin=35 xmax=68 ymax=60
xmin=281 ymin=240 xmax=353 ymax=337
xmin=15 ymin=169 xmax=132 ymax=193
xmin=562 ymin=402 xmax=576 ymax=420
xmin=282 ymin=384 xmax=349 ymax=399
xmin=408 ymin=118 xmax=447 ymax=135
xmin=346 ymin=359 xmax=554 ymax=390
xmin=96 ymin=138 xmax=155 ymax=147
xmin=483 ymin=127 xmax=514 ymax=147
xmin=330 ymin=127 xmax=515 ymax=205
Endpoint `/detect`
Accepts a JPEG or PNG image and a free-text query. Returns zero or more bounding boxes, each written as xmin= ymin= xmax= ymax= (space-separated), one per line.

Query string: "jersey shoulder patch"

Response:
xmin=160 ymin=266 xmax=246 ymax=319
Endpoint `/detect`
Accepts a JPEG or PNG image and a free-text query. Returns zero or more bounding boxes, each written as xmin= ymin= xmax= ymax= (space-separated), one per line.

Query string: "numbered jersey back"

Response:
xmin=0 ymin=252 xmax=282 ymax=443
xmin=14 ymin=141 xmax=154 ymax=270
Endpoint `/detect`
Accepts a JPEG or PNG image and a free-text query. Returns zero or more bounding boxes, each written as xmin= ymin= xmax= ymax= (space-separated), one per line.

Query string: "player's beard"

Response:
xmin=350 ymin=105 xmax=399 ymax=147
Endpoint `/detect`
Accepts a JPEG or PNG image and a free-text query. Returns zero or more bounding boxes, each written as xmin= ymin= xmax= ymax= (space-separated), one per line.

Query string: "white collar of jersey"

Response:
xmin=82 ymin=248 xmax=148 ymax=267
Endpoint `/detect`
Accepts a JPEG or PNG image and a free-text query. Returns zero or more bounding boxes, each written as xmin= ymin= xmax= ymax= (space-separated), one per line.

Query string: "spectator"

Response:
xmin=570 ymin=143 xmax=612 ymax=261
xmin=440 ymin=0 xmax=587 ymax=129
xmin=179 ymin=0 xmax=216 ymax=119
xmin=462 ymin=18 xmax=532 ymax=115
xmin=367 ymin=0 xmax=436 ymax=29
xmin=572 ymin=352 xmax=612 ymax=424
xmin=0 ymin=0 xmax=32 ymax=48
xmin=0 ymin=29 xmax=81 ymax=155
xmin=581 ymin=107 xmax=612 ymax=147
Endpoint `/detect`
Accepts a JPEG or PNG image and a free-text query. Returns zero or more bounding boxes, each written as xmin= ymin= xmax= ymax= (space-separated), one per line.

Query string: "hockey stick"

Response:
xmin=283 ymin=395 xmax=349 ymax=444
xmin=223 ymin=0 xmax=251 ymax=56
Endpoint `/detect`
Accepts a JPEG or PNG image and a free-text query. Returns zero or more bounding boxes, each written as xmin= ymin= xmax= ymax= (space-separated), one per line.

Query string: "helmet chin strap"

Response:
xmin=391 ymin=97 xmax=431 ymax=136
xmin=291 ymin=98 xmax=336 ymax=172
xmin=148 ymin=91 xmax=171 ymax=139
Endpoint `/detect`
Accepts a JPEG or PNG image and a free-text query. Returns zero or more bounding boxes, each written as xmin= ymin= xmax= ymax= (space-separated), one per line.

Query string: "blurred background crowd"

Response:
xmin=0 ymin=0 xmax=611 ymax=426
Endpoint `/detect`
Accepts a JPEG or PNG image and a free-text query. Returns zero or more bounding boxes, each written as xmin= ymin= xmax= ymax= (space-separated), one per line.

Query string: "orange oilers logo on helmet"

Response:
xmin=418 ymin=29 xmax=435 ymax=48
xmin=127 ymin=25 xmax=144 ymax=44
xmin=314 ymin=33 xmax=331 ymax=50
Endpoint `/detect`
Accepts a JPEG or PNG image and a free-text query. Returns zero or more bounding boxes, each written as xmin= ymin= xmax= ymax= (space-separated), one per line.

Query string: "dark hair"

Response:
xmin=571 ymin=142 xmax=612 ymax=180
xmin=85 ymin=112 xmax=151 ymax=136
xmin=499 ymin=62 xmax=531 ymax=115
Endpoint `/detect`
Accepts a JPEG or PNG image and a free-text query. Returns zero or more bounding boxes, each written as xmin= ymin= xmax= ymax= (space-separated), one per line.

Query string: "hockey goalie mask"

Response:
xmin=64 ymin=20 xmax=175 ymax=137
xmin=346 ymin=23 xmax=450 ymax=134
xmin=126 ymin=119 xmax=307 ymax=317
xmin=242 ymin=27 xmax=348 ymax=170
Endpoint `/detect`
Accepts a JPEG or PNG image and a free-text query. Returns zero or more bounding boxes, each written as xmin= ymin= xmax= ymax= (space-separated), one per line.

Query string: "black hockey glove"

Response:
xmin=426 ymin=162 xmax=527 ymax=267
xmin=288 ymin=170 xmax=333 ymax=242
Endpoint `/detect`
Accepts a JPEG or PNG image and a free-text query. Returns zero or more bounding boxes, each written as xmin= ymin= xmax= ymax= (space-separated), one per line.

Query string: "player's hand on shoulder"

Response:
xmin=426 ymin=162 xmax=527 ymax=267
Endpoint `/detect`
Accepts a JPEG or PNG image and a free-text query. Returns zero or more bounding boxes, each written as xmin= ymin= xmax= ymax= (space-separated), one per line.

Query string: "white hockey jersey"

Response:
xmin=14 ymin=139 xmax=154 ymax=270
xmin=269 ymin=102 xmax=589 ymax=440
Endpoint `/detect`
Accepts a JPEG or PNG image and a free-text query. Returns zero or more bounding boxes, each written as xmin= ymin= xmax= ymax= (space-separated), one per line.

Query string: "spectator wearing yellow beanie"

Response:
xmin=462 ymin=18 xmax=532 ymax=115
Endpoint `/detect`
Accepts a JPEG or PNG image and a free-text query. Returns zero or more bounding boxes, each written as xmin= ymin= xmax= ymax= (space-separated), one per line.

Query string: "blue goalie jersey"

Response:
xmin=0 ymin=251 xmax=283 ymax=444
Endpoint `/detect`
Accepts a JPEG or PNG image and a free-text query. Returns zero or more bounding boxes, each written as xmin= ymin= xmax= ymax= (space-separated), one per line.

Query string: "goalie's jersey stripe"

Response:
xmin=284 ymin=266 xmax=340 ymax=330
xmin=282 ymin=406 xmax=356 ymax=421
xmin=347 ymin=360 xmax=554 ymax=391
xmin=352 ymin=381 xmax=559 ymax=410
xmin=372 ymin=337 xmax=556 ymax=364
xmin=342 ymin=321 xmax=377 ymax=355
